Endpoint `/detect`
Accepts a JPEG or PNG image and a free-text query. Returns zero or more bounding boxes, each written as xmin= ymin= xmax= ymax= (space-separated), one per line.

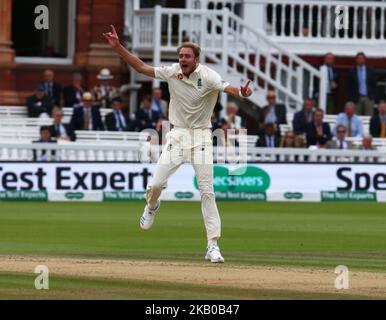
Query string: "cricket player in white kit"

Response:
xmin=104 ymin=25 xmax=252 ymax=263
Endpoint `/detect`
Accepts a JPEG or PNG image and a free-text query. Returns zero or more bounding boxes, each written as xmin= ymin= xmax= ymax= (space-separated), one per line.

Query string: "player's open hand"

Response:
xmin=103 ymin=25 xmax=120 ymax=48
xmin=240 ymin=80 xmax=253 ymax=97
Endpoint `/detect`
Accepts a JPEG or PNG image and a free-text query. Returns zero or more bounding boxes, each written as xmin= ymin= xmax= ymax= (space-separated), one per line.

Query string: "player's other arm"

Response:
xmin=224 ymin=80 xmax=253 ymax=99
xmin=103 ymin=25 xmax=155 ymax=78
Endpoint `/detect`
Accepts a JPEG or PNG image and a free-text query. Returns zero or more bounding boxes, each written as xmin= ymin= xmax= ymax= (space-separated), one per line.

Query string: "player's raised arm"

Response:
xmin=103 ymin=25 xmax=155 ymax=78
xmin=224 ymin=80 xmax=253 ymax=99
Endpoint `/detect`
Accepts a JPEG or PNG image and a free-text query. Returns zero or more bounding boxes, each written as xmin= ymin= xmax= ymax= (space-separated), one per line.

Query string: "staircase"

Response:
xmin=128 ymin=5 xmax=327 ymax=113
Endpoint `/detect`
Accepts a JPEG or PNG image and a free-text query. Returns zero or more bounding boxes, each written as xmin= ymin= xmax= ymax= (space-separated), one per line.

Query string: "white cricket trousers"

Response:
xmin=145 ymin=127 xmax=221 ymax=240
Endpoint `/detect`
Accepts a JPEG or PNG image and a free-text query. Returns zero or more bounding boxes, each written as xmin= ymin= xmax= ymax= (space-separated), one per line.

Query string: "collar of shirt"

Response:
xmin=357 ymin=65 xmax=366 ymax=76
xmin=336 ymin=138 xmax=346 ymax=146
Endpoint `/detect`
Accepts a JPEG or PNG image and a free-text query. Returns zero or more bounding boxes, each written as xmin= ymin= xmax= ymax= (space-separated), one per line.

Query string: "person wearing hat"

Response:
xmin=26 ymin=83 xmax=55 ymax=118
xmin=70 ymin=92 xmax=104 ymax=131
xmin=92 ymin=68 xmax=119 ymax=108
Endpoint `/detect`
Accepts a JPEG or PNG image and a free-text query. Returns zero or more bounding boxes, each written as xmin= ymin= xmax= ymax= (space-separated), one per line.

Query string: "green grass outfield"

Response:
xmin=0 ymin=201 xmax=385 ymax=299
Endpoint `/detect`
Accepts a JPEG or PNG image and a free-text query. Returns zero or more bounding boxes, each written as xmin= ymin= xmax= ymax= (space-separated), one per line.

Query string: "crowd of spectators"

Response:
xmin=26 ymin=50 xmax=386 ymax=159
xmin=247 ymin=91 xmax=385 ymax=151
xmin=27 ymin=68 xmax=169 ymax=148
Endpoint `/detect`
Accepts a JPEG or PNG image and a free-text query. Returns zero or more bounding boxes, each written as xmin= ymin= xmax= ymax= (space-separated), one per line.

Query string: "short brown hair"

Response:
xmin=356 ymin=52 xmax=366 ymax=59
xmin=177 ymin=42 xmax=201 ymax=57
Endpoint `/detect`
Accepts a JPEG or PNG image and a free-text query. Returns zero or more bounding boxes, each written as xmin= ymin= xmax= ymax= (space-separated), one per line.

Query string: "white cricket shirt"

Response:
xmin=155 ymin=63 xmax=229 ymax=129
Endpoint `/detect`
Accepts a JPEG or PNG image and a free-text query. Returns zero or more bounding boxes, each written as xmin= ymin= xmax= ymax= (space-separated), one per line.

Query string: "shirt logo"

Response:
xmin=177 ymin=73 xmax=184 ymax=81
xmin=197 ymin=78 xmax=202 ymax=88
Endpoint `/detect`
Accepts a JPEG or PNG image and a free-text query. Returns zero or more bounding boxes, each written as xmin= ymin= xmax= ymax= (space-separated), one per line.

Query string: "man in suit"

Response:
xmin=105 ymin=97 xmax=135 ymax=131
xmin=26 ymin=84 xmax=55 ymax=118
xmin=292 ymin=98 xmax=315 ymax=135
xmin=306 ymin=108 xmax=332 ymax=147
xmin=326 ymin=124 xmax=354 ymax=150
xmin=70 ymin=92 xmax=104 ymax=131
xmin=256 ymin=123 xmax=280 ymax=148
xmin=260 ymin=90 xmax=287 ymax=134
xmin=136 ymin=95 xmax=161 ymax=131
xmin=33 ymin=126 xmax=57 ymax=161
xmin=334 ymin=101 xmax=364 ymax=137
xmin=50 ymin=107 xmax=76 ymax=141
xmin=370 ymin=100 xmax=386 ymax=138
xmin=348 ymin=52 xmax=377 ymax=116
xmin=151 ymin=87 xmax=168 ymax=119
xmin=63 ymin=73 xmax=87 ymax=108
xmin=42 ymin=69 xmax=62 ymax=106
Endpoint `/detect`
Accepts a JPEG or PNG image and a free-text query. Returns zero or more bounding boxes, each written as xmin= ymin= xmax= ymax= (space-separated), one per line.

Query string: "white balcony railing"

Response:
xmin=132 ymin=6 xmax=327 ymax=111
xmin=1 ymin=142 xmax=385 ymax=163
xmin=257 ymin=0 xmax=386 ymax=56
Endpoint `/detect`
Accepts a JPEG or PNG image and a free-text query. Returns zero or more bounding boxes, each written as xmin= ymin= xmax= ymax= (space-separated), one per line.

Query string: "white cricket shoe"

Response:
xmin=140 ymin=200 xmax=160 ymax=231
xmin=205 ymin=245 xmax=225 ymax=263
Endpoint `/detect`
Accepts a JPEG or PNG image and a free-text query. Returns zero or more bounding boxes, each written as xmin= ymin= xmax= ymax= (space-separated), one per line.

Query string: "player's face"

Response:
xmin=179 ymin=47 xmax=199 ymax=76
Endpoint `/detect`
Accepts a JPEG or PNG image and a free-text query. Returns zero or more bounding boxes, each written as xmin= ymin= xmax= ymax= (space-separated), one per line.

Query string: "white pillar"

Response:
xmin=219 ymin=8 xmax=230 ymax=119
xmin=243 ymin=1 xmax=265 ymax=33
xmin=319 ymin=65 xmax=328 ymax=113
xmin=153 ymin=5 xmax=161 ymax=88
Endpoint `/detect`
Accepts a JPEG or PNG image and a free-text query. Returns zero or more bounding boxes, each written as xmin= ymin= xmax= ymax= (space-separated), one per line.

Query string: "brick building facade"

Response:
xmin=0 ymin=0 xmax=128 ymax=106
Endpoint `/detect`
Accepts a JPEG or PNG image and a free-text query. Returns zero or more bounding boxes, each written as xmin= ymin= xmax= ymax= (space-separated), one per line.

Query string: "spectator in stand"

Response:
xmin=42 ymin=69 xmax=62 ymax=106
xmin=370 ymin=100 xmax=386 ymax=138
xmin=33 ymin=126 xmax=57 ymax=161
xmin=63 ymin=72 xmax=87 ymax=108
xmin=151 ymin=87 xmax=168 ymax=119
xmin=279 ymin=131 xmax=297 ymax=148
xmin=306 ymin=108 xmax=332 ymax=148
xmin=334 ymin=101 xmax=364 ymax=137
xmin=214 ymin=118 xmax=239 ymax=148
xmin=359 ymin=135 xmax=375 ymax=150
xmin=105 ymin=97 xmax=135 ymax=131
xmin=92 ymin=68 xmax=119 ymax=109
xmin=49 ymin=107 xmax=76 ymax=141
xmin=326 ymin=124 xmax=354 ymax=149
xmin=348 ymin=52 xmax=377 ymax=116
xmin=136 ymin=95 xmax=162 ymax=131
xmin=279 ymin=130 xmax=304 ymax=161
xmin=226 ymin=101 xmax=245 ymax=131
xmin=256 ymin=123 xmax=280 ymax=148
xmin=323 ymin=52 xmax=339 ymax=114
xmin=260 ymin=90 xmax=287 ymax=133
xmin=27 ymin=84 xmax=55 ymax=118
xmin=70 ymin=92 xmax=104 ymax=131
xmin=292 ymin=97 xmax=315 ymax=136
